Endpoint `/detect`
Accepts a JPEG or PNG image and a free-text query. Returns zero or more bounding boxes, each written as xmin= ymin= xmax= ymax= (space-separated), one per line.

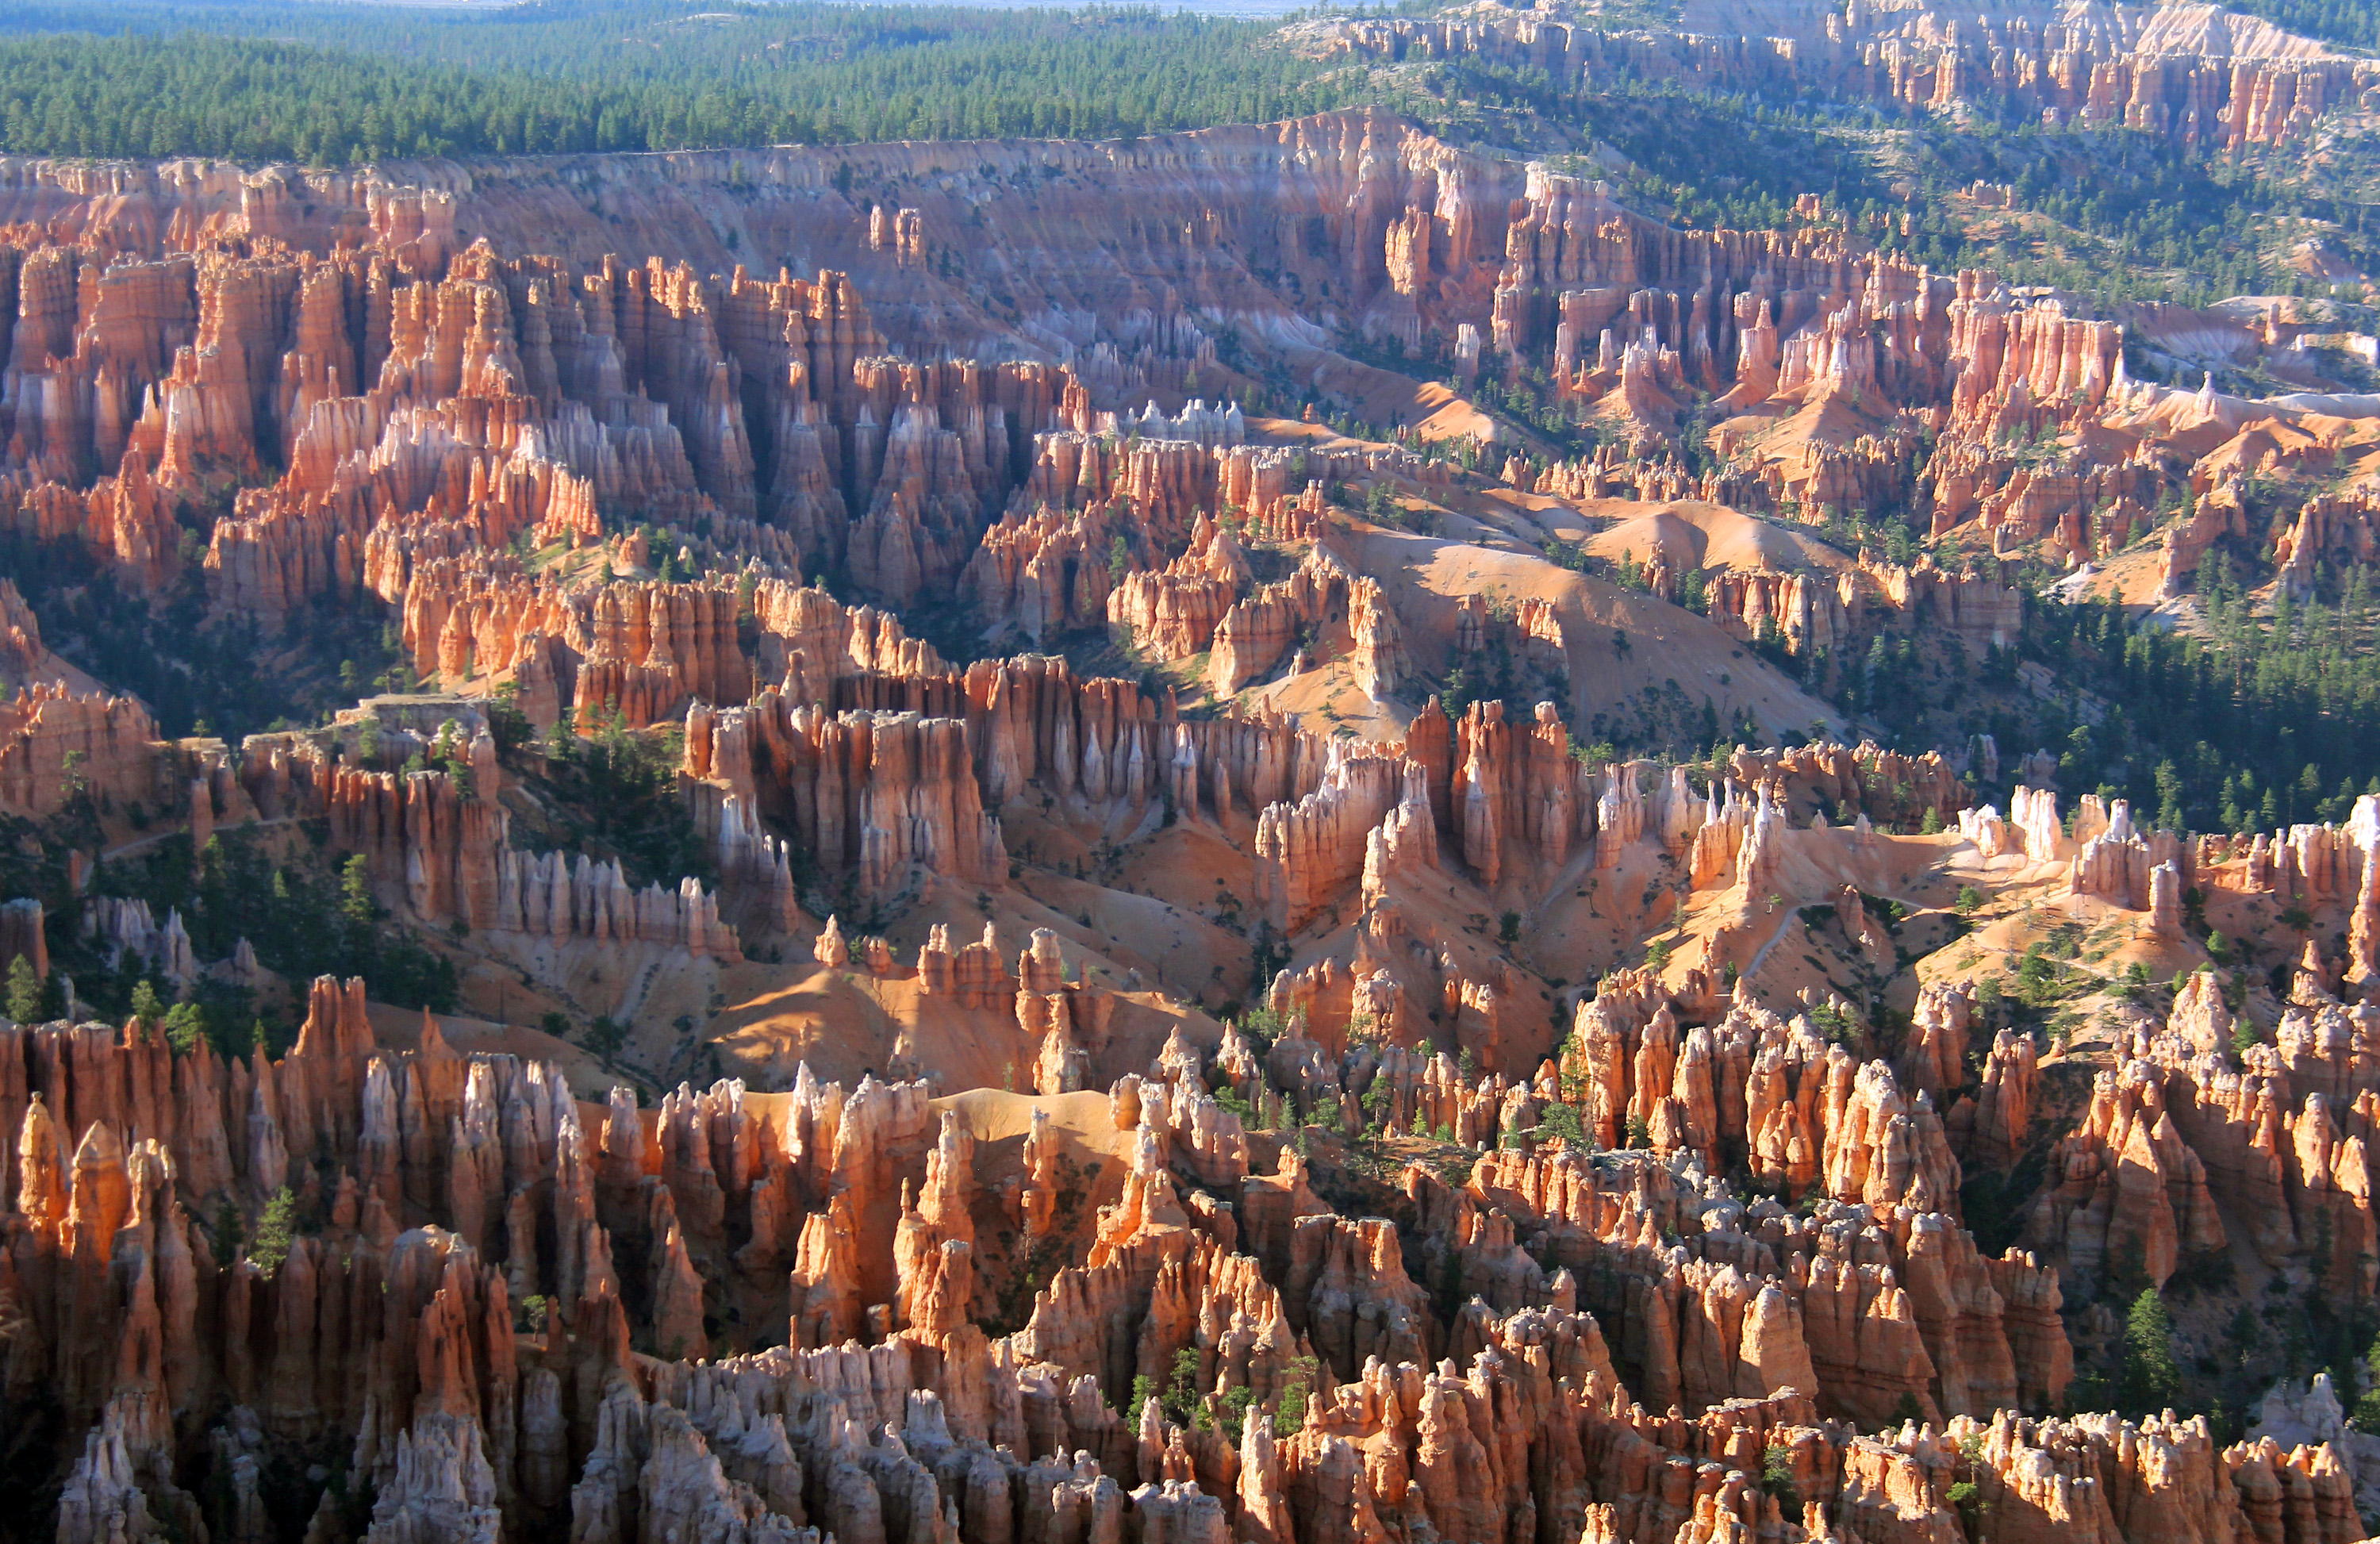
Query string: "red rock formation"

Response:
xmin=2028 ymin=1058 xmax=2229 ymax=1296
xmin=1412 ymin=698 xmax=1607 ymax=887
xmin=1953 ymin=1028 xmax=2040 ymax=1173
xmin=1332 ymin=6 xmax=2365 ymax=161
xmin=1430 ymin=1136 xmax=2065 ymax=1425
xmin=400 ymin=555 xmax=750 ymax=729
xmin=1726 ymin=740 xmax=1973 ymax=829
xmin=0 ymin=682 xmax=168 ymax=820
xmin=1105 ymin=515 xmax=1250 ymax=662
xmin=9 ymin=968 xmax=2365 ymax=1544
xmin=1560 ymin=977 xmax=1963 ymax=1212
xmin=1253 ymin=750 xmax=1414 ymax=934
xmin=962 ymin=501 xmax=1126 ymax=647
xmin=0 ymin=896 xmax=47 ymax=985
xmin=6 ymin=113 xmax=2380 ymax=1544
xmin=0 ymin=578 xmax=44 ymax=686
xmin=688 ymin=693 xmax=1007 ymax=906
xmin=1208 ymin=547 xmax=1340 ymax=697
xmin=747 ymin=578 xmax=943 ymax=701
xmin=315 ymin=762 xmax=740 ymax=958
xmin=0 ymin=211 xmax=1100 ymax=645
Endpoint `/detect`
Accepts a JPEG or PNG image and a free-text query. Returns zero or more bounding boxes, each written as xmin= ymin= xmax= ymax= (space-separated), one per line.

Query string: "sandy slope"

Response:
xmin=1577 ymin=499 xmax=1854 ymax=574
xmin=1338 ymin=523 xmax=1846 ymax=742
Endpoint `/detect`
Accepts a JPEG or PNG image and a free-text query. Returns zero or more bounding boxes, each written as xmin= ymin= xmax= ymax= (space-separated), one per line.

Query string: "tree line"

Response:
xmin=0 ymin=2 xmax=1368 ymax=161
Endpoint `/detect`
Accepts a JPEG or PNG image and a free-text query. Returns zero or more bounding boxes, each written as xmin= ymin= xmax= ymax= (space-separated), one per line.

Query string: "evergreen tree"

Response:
xmin=161 ymin=1000 xmax=209 ymax=1055
xmin=2122 ymin=1289 xmax=2182 ymax=1417
xmin=2355 ymin=1330 xmax=2380 ymax=1429
xmin=1273 ymin=1352 xmax=1319 ymax=1433
xmin=1759 ymin=1444 xmax=1802 ymax=1518
xmin=5 ymin=953 xmax=43 ymax=1024
xmin=249 ymin=1186 xmax=298 ymax=1276
xmin=1161 ymin=1345 xmax=1202 ymax=1428
xmin=0 ymin=6 xmax=1365 ymax=162
xmin=340 ymin=854 xmax=378 ymax=971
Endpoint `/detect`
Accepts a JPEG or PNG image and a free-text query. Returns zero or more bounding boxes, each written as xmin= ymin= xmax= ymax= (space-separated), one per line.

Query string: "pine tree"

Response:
xmin=249 ymin=1187 xmax=298 ymax=1275
xmin=1161 ymin=1345 xmax=1202 ymax=1427
xmin=1273 ymin=1352 xmax=1319 ymax=1433
xmin=5 ymin=954 xmax=44 ymax=1024
xmin=2122 ymin=1289 xmax=2182 ymax=1417
xmin=2355 ymin=1330 xmax=2380 ymax=1429
xmin=340 ymin=855 xmax=378 ymax=973
xmin=1759 ymin=1443 xmax=1802 ymax=1518
xmin=161 ymin=1001 xmax=209 ymax=1056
